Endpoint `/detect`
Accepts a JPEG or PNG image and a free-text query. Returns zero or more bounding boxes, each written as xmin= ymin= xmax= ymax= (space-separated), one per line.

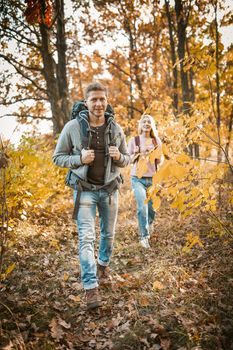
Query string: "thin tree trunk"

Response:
xmin=55 ymin=0 xmax=70 ymax=123
xmin=40 ymin=23 xmax=65 ymax=134
xmin=123 ymin=15 xmax=147 ymax=110
xmin=186 ymin=39 xmax=200 ymax=158
xmin=225 ymin=105 xmax=233 ymax=159
xmin=214 ymin=1 xmax=221 ymax=163
xmin=175 ymin=0 xmax=190 ymax=114
xmin=165 ymin=0 xmax=179 ymax=115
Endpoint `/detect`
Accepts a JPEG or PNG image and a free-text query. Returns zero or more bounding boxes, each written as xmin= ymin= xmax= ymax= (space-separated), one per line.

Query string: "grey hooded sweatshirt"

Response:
xmin=52 ymin=110 xmax=130 ymax=185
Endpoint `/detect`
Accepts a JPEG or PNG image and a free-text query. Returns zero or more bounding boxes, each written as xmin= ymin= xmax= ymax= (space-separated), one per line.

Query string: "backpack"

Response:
xmin=134 ymin=135 xmax=158 ymax=171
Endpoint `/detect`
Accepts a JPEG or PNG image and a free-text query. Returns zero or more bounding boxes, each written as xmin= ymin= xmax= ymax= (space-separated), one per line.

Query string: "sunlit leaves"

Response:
xmin=182 ymin=233 xmax=204 ymax=253
xmin=5 ymin=135 xmax=67 ymax=221
xmin=136 ymin=157 xmax=148 ymax=178
xmin=24 ymin=0 xmax=53 ymax=27
xmin=0 ymin=263 xmax=16 ymax=280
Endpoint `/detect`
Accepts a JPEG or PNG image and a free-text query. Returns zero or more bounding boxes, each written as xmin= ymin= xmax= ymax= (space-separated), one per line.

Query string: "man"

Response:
xmin=53 ymin=82 xmax=129 ymax=309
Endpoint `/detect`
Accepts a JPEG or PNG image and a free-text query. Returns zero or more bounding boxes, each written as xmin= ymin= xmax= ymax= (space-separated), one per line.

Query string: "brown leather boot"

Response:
xmin=86 ymin=287 xmax=102 ymax=310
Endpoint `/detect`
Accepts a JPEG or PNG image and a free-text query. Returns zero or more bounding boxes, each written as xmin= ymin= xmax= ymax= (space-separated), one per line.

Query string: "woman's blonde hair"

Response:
xmin=138 ymin=114 xmax=161 ymax=145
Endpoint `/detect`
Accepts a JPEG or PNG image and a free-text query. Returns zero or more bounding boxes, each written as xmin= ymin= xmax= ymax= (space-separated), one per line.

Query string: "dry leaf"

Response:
xmin=63 ymin=272 xmax=69 ymax=281
xmin=68 ymin=294 xmax=81 ymax=302
xmin=138 ymin=295 xmax=150 ymax=307
xmin=49 ymin=318 xmax=64 ymax=341
xmin=58 ymin=318 xmax=71 ymax=329
xmin=152 ymin=281 xmax=165 ymax=290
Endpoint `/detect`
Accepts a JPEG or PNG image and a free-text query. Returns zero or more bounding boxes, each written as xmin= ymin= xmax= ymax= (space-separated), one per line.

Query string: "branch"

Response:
xmin=190 ymin=156 xmax=232 ymax=166
xmin=3 ymin=26 xmax=40 ymax=50
xmin=0 ymin=97 xmax=48 ymax=106
xmin=208 ymin=210 xmax=233 ymax=237
xmin=196 ymin=126 xmax=233 ymax=174
xmin=93 ymin=51 xmax=133 ymax=80
xmin=0 ymin=53 xmax=42 ymax=73
xmin=0 ymin=54 xmax=46 ymax=94
xmin=0 ymin=113 xmax=52 ymax=121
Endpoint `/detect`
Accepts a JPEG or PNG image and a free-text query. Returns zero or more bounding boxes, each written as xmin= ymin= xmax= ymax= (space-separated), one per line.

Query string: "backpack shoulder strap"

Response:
xmin=134 ymin=135 xmax=140 ymax=150
xmin=152 ymin=137 xmax=157 ymax=147
xmin=152 ymin=137 xmax=158 ymax=171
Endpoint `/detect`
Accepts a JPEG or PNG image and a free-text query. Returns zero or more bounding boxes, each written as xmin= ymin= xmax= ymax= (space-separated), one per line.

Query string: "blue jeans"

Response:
xmin=131 ymin=176 xmax=156 ymax=240
xmin=74 ymin=189 xmax=118 ymax=290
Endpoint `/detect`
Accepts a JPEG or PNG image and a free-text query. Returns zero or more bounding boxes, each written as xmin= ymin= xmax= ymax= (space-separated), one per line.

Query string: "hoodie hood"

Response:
xmin=71 ymin=100 xmax=115 ymax=125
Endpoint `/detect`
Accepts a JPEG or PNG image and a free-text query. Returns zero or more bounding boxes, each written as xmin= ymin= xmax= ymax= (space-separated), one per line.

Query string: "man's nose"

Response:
xmin=96 ymin=99 xmax=102 ymax=105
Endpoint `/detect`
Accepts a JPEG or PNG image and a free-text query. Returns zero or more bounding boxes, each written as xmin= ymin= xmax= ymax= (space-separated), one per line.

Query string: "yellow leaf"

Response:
xmin=149 ymin=148 xmax=162 ymax=164
xmin=138 ymin=295 xmax=150 ymax=307
xmin=5 ymin=263 xmax=16 ymax=276
xmin=191 ymin=188 xmax=200 ymax=198
xmin=63 ymin=272 xmax=69 ymax=281
xmin=49 ymin=239 xmax=61 ymax=250
xmin=162 ymin=144 xmax=169 ymax=158
xmin=136 ymin=158 xmax=148 ymax=178
xmin=152 ymin=281 xmax=165 ymax=290
xmin=182 ymin=232 xmax=204 ymax=253
xmin=176 ymin=153 xmax=190 ymax=163
xmin=172 ymin=164 xmax=188 ymax=179
xmin=166 ymin=127 xmax=175 ymax=136
xmin=153 ymin=161 xmax=172 ymax=184
xmin=152 ymin=196 xmax=161 ymax=210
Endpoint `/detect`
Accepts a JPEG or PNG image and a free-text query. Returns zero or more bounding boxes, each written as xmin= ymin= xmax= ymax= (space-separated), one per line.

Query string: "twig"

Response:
xmin=0 ymin=301 xmax=26 ymax=349
xmin=208 ymin=210 xmax=233 ymax=237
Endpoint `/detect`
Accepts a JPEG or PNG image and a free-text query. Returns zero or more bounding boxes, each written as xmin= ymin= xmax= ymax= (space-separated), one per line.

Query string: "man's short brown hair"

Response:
xmin=85 ymin=82 xmax=108 ymax=99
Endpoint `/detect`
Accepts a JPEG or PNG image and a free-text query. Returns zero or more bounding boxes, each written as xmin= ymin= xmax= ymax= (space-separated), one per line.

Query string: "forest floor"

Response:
xmin=0 ymin=169 xmax=233 ymax=350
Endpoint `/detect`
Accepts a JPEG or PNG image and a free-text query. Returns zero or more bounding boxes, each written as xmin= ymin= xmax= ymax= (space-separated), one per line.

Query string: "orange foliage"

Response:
xmin=24 ymin=0 xmax=53 ymax=27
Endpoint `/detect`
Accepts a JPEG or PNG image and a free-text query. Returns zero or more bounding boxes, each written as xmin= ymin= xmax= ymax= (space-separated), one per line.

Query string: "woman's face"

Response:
xmin=141 ymin=116 xmax=152 ymax=133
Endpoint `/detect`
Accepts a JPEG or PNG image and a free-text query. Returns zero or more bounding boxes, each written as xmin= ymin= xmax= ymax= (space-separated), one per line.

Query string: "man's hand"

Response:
xmin=81 ymin=149 xmax=95 ymax=164
xmin=109 ymin=146 xmax=121 ymax=161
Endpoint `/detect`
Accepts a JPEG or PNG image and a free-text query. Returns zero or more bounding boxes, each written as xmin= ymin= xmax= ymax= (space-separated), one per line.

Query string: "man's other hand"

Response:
xmin=109 ymin=146 xmax=120 ymax=161
xmin=81 ymin=149 xmax=95 ymax=164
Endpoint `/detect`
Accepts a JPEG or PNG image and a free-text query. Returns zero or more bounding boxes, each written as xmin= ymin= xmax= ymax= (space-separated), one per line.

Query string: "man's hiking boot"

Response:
xmin=86 ymin=287 xmax=102 ymax=310
xmin=97 ymin=264 xmax=112 ymax=283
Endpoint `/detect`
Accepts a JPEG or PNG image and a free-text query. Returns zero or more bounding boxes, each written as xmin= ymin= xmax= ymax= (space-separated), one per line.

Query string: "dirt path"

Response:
xmin=0 ymin=185 xmax=232 ymax=349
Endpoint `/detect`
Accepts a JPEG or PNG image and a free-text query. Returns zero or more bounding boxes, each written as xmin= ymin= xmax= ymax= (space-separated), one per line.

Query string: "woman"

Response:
xmin=127 ymin=114 xmax=163 ymax=248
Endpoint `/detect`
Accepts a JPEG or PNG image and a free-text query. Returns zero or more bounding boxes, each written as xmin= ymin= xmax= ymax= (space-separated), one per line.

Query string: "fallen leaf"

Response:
xmin=152 ymin=281 xmax=165 ymax=290
xmin=138 ymin=295 xmax=150 ymax=307
xmin=49 ymin=317 xmax=64 ymax=341
xmin=63 ymin=271 xmax=69 ymax=281
xmin=68 ymin=294 xmax=81 ymax=302
xmin=58 ymin=317 xmax=71 ymax=329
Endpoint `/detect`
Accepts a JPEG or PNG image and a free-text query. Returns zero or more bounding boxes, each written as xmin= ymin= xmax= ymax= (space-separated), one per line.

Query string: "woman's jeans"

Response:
xmin=74 ymin=189 xmax=118 ymax=290
xmin=131 ymin=176 xmax=156 ymax=240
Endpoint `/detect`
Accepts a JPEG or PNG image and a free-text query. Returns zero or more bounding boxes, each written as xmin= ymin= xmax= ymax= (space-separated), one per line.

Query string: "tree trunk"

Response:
xmin=214 ymin=1 xmax=221 ymax=163
xmin=40 ymin=23 xmax=66 ymax=134
xmin=55 ymin=0 xmax=70 ymax=124
xmin=175 ymin=0 xmax=190 ymax=114
xmin=225 ymin=105 xmax=233 ymax=159
xmin=124 ymin=18 xmax=147 ymax=110
xmin=165 ymin=0 xmax=179 ymax=115
xmin=186 ymin=40 xmax=199 ymax=158
xmin=39 ymin=0 xmax=69 ymax=135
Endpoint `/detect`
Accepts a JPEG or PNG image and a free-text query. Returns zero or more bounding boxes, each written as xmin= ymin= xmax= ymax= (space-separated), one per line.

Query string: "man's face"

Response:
xmin=85 ymin=90 xmax=108 ymax=119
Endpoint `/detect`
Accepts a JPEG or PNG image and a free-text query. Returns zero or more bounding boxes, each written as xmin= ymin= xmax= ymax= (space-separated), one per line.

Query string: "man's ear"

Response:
xmin=84 ymin=100 xmax=87 ymax=106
